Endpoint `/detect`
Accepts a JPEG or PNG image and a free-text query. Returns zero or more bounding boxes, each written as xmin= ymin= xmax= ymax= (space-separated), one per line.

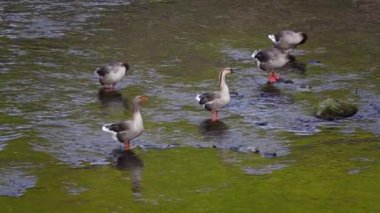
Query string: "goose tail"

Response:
xmin=195 ymin=94 xmax=202 ymax=102
xmin=268 ymin=34 xmax=276 ymax=43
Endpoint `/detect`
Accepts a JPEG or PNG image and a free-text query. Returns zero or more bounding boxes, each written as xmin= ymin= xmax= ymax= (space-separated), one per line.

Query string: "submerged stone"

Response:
xmin=314 ymin=98 xmax=358 ymax=120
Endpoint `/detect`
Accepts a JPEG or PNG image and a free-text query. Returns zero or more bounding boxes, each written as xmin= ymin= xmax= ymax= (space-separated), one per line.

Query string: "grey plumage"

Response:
xmin=95 ymin=62 xmax=129 ymax=87
xmin=268 ymin=30 xmax=308 ymax=50
xmin=252 ymin=48 xmax=295 ymax=72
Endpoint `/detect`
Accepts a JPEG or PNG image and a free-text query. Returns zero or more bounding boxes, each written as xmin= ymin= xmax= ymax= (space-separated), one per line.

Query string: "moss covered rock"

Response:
xmin=314 ymin=98 xmax=358 ymax=120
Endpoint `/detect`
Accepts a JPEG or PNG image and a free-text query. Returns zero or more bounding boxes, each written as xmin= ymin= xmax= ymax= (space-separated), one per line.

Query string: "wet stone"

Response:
xmin=314 ymin=98 xmax=358 ymax=120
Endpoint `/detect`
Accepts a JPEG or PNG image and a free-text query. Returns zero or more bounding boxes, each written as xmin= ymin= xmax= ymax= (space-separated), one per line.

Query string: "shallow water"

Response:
xmin=0 ymin=0 xmax=380 ymax=212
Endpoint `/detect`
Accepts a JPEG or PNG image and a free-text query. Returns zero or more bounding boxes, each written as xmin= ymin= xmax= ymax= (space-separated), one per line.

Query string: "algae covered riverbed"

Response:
xmin=0 ymin=0 xmax=379 ymax=212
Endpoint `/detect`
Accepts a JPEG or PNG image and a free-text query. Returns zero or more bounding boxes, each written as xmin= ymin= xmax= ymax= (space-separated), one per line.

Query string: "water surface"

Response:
xmin=0 ymin=0 xmax=379 ymax=212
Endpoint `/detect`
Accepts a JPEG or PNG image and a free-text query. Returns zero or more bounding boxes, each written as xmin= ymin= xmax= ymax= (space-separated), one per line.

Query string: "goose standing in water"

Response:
xmin=268 ymin=30 xmax=308 ymax=50
xmin=196 ymin=68 xmax=234 ymax=122
xmin=102 ymin=95 xmax=148 ymax=150
xmin=251 ymin=48 xmax=295 ymax=83
xmin=95 ymin=62 xmax=129 ymax=90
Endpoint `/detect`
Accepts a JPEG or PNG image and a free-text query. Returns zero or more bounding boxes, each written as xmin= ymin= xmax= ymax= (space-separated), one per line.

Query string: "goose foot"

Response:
xmin=211 ymin=111 xmax=219 ymax=122
xmin=124 ymin=141 xmax=131 ymax=150
xmin=268 ymin=71 xmax=280 ymax=84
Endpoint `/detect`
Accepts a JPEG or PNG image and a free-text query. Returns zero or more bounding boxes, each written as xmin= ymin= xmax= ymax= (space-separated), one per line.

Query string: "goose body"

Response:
xmin=196 ymin=68 xmax=233 ymax=122
xmin=268 ymin=30 xmax=307 ymax=50
xmin=252 ymin=47 xmax=295 ymax=83
xmin=102 ymin=96 xmax=148 ymax=150
xmin=95 ymin=62 xmax=129 ymax=89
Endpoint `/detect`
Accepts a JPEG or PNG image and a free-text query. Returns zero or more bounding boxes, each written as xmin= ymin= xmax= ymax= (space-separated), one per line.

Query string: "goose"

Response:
xmin=102 ymin=95 xmax=148 ymax=150
xmin=95 ymin=62 xmax=129 ymax=90
xmin=251 ymin=47 xmax=295 ymax=83
xmin=195 ymin=68 xmax=233 ymax=122
xmin=268 ymin=30 xmax=308 ymax=50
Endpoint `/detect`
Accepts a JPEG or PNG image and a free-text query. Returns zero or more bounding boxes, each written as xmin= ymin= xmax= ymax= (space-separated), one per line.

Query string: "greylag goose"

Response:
xmin=251 ymin=48 xmax=295 ymax=83
xmin=95 ymin=62 xmax=129 ymax=90
xmin=268 ymin=30 xmax=308 ymax=50
xmin=195 ymin=68 xmax=233 ymax=122
xmin=102 ymin=95 xmax=148 ymax=150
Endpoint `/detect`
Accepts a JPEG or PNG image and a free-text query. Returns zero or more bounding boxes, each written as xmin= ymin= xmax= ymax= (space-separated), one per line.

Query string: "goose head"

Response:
xmin=133 ymin=95 xmax=149 ymax=105
xmin=222 ymin=67 xmax=234 ymax=75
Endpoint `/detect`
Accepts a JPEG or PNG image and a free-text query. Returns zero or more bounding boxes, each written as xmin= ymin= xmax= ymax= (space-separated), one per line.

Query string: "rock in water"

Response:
xmin=314 ymin=98 xmax=358 ymax=120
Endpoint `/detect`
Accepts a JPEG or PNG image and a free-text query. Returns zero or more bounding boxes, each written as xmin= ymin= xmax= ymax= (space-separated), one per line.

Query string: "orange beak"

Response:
xmin=140 ymin=96 xmax=149 ymax=102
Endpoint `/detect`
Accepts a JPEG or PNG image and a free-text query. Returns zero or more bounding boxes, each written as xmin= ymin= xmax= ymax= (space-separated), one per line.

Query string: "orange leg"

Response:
xmin=124 ymin=141 xmax=131 ymax=150
xmin=268 ymin=71 xmax=280 ymax=83
xmin=211 ymin=111 xmax=219 ymax=122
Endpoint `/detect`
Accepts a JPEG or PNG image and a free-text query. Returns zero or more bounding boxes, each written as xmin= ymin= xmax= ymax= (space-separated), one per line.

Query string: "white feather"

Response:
xmin=102 ymin=124 xmax=115 ymax=133
xmin=195 ymin=94 xmax=201 ymax=102
xmin=111 ymin=133 xmax=118 ymax=141
xmin=94 ymin=67 xmax=100 ymax=76
xmin=268 ymin=34 xmax=276 ymax=43
xmin=251 ymin=50 xmax=259 ymax=59
xmin=102 ymin=124 xmax=118 ymax=141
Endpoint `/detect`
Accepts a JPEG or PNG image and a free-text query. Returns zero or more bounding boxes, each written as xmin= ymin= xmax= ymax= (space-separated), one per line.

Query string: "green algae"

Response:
xmin=1 ymin=132 xmax=379 ymax=212
xmin=314 ymin=98 xmax=358 ymax=120
xmin=1 ymin=0 xmax=380 ymax=212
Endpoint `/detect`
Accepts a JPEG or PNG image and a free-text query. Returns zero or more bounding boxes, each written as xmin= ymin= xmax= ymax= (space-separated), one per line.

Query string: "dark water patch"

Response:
xmin=109 ymin=149 xmax=143 ymax=199
xmin=97 ymin=88 xmax=129 ymax=109
xmin=0 ymin=165 xmax=37 ymax=197
xmin=198 ymin=119 xmax=229 ymax=136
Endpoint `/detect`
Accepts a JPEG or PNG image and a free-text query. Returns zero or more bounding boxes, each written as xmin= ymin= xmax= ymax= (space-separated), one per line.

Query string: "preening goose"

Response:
xmin=95 ymin=62 xmax=129 ymax=90
xmin=268 ymin=30 xmax=307 ymax=50
xmin=102 ymin=95 xmax=148 ymax=150
xmin=251 ymin=48 xmax=295 ymax=83
xmin=196 ymin=68 xmax=234 ymax=122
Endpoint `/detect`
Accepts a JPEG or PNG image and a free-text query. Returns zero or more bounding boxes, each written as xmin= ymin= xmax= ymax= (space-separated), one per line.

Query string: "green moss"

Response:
xmin=1 ymin=133 xmax=379 ymax=212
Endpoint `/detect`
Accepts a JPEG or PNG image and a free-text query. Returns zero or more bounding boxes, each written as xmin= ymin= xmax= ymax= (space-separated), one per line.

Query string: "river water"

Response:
xmin=0 ymin=0 xmax=379 ymax=212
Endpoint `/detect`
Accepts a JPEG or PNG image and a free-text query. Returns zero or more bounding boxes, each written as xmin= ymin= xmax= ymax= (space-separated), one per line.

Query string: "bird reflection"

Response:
xmin=98 ymin=88 xmax=129 ymax=108
xmin=199 ymin=119 xmax=229 ymax=137
xmin=111 ymin=149 xmax=143 ymax=199
xmin=259 ymin=82 xmax=281 ymax=95
xmin=282 ymin=57 xmax=306 ymax=74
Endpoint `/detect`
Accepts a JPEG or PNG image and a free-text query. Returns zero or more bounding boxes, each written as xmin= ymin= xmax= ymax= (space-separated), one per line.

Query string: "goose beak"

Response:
xmin=140 ymin=96 xmax=149 ymax=102
xmin=230 ymin=68 xmax=241 ymax=73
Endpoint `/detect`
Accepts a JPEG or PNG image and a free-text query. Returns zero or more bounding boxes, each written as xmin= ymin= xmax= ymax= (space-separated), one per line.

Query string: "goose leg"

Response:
xmin=268 ymin=71 xmax=280 ymax=83
xmin=211 ymin=111 xmax=219 ymax=122
xmin=124 ymin=141 xmax=131 ymax=150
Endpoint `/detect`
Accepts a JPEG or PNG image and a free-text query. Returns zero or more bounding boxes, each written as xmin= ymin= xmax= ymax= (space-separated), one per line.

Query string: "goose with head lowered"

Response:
xmin=102 ymin=95 xmax=148 ymax=150
xmin=268 ymin=30 xmax=308 ymax=50
xmin=196 ymin=68 xmax=234 ymax=122
xmin=95 ymin=62 xmax=129 ymax=90
xmin=251 ymin=48 xmax=295 ymax=84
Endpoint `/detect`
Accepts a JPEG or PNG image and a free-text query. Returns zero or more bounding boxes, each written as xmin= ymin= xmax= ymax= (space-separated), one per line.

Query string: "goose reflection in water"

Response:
xmin=111 ymin=149 xmax=143 ymax=199
xmin=98 ymin=88 xmax=129 ymax=108
xmin=199 ymin=119 xmax=229 ymax=137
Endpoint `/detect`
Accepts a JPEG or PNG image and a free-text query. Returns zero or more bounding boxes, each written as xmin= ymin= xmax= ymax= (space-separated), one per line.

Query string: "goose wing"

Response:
xmin=102 ymin=121 xmax=131 ymax=133
xmin=195 ymin=92 xmax=220 ymax=105
xmin=95 ymin=66 xmax=109 ymax=77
